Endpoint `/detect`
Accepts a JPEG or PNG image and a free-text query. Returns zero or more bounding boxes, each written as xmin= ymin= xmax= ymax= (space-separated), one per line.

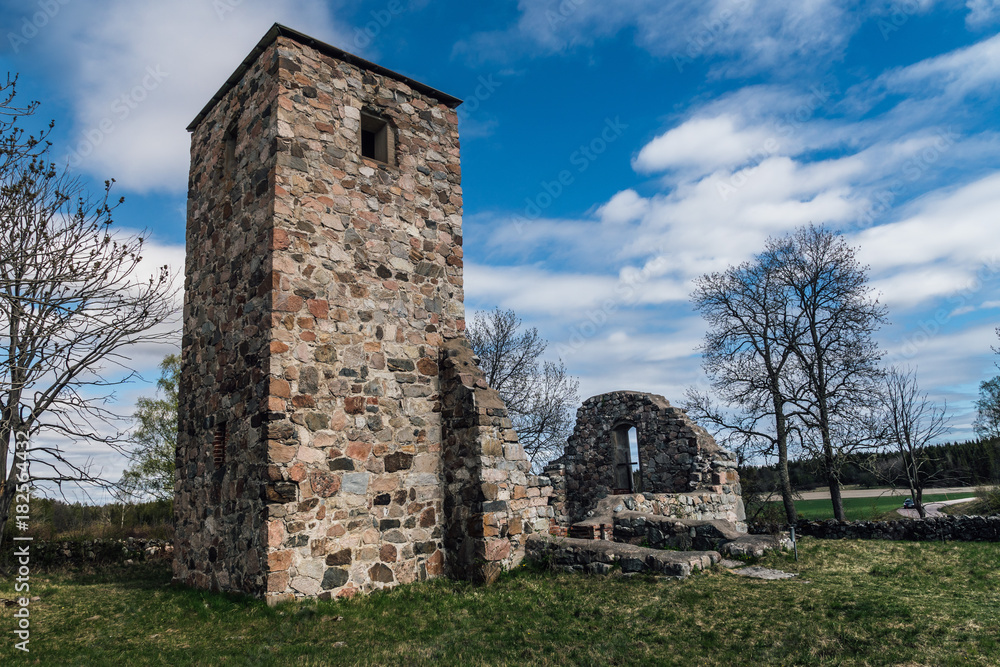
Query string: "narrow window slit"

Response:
xmin=213 ymin=422 xmax=227 ymax=468
xmin=224 ymin=124 xmax=238 ymax=176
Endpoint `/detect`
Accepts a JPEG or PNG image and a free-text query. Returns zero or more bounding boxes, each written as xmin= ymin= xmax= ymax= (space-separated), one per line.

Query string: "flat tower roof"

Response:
xmin=188 ymin=23 xmax=463 ymax=131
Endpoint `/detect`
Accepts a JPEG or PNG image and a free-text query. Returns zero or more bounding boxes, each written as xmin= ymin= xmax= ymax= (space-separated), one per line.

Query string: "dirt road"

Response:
xmin=797 ymin=486 xmax=979 ymax=501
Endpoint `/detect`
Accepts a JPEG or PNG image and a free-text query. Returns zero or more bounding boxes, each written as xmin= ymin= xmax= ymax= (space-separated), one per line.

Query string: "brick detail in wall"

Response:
xmin=212 ymin=423 xmax=227 ymax=468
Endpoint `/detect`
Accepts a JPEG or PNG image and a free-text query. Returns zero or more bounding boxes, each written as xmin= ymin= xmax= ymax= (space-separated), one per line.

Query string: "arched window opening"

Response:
xmin=612 ymin=424 xmax=641 ymax=493
xmin=628 ymin=427 xmax=641 ymax=493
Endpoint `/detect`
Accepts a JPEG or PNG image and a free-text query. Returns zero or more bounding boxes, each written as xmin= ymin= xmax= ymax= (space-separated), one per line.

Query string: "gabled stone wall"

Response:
xmin=559 ymin=391 xmax=742 ymax=523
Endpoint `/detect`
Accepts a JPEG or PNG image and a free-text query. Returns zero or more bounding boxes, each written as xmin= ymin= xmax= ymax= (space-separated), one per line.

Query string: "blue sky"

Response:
xmin=2 ymin=0 xmax=999 ymax=486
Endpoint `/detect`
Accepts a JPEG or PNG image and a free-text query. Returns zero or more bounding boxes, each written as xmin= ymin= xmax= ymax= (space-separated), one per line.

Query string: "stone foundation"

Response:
xmin=525 ymin=534 xmax=721 ymax=578
xmin=591 ymin=491 xmax=746 ymax=532
xmin=440 ymin=338 xmax=553 ymax=583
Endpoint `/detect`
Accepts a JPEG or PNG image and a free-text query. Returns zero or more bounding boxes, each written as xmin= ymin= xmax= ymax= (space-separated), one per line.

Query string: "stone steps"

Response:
xmin=525 ymin=534 xmax=721 ymax=579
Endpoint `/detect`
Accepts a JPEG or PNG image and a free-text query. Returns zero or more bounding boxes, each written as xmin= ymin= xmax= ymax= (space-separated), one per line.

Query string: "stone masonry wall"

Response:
xmin=260 ymin=36 xmax=464 ymax=602
xmin=561 ymin=391 xmax=742 ymax=523
xmin=543 ymin=463 xmax=569 ymax=534
xmin=440 ymin=338 xmax=553 ymax=582
xmin=590 ymin=492 xmax=746 ymax=531
xmin=175 ymin=40 xmax=280 ymax=596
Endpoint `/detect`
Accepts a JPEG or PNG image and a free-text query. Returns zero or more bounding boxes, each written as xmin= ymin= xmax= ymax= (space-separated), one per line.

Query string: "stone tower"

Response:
xmin=175 ymin=24 xmax=552 ymax=602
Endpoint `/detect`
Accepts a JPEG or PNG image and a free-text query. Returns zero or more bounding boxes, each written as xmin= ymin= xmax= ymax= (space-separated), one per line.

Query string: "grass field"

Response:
xmin=2 ymin=538 xmax=999 ymax=666
xmin=774 ymin=492 xmax=977 ymax=521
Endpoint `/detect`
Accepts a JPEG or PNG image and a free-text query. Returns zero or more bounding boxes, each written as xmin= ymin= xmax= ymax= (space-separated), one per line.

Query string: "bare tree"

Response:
xmin=0 ymin=79 xmax=175 ymax=550
xmin=688 ymin=252 xmax=805 ymax=524
xmin=869 ymin=367 xmax=950 ymax=518
xmin=467 ymin=308 xmax=579 ymax=470
xmin=777 ymin=225 xmax=887 ymax=521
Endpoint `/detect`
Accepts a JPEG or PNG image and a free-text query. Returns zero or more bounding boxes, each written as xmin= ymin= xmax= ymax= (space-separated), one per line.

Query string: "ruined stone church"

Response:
xmin=175 ymin=24 xmax=746 ymax=603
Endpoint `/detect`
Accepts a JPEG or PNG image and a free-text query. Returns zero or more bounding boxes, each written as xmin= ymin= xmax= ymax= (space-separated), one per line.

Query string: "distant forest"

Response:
xmin=741 ymin=438 xmax=1000 ymax=492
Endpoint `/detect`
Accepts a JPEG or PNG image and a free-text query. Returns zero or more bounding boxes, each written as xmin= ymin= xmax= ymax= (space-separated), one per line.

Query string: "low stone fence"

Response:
xmin=1 ymin=538 xmax=173 ymax=567
xmin=788 ymin=515 xmax=1000 ymax=542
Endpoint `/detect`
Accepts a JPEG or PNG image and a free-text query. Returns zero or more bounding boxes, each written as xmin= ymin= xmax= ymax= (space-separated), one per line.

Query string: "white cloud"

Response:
xmin=457 ymin=0 xmax=859 ymax=77
xmin=597 ymin=189 xmax=649 ymax=224
xmin=878 ymin=31 xmax=1000 ymax=100
xmin=856 ymin=172 xmax=1000 ymax=274
xmin=33 ymin=0 xmax=348 ymax=193
xmin=466 ymin=263 xmax=620 ymax=314
xmin=463 ymin=31 xmax=1000 ymax=448
xmin=634 ymin=115 xmax=778 ymax=175
xmin=966 ymin=0 xmax=1000 ymax=26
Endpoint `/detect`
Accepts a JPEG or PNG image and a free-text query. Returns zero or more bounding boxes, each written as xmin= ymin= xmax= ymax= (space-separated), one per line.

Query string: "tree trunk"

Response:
xmin=0 ymin=464 xmax=18 ymax=557
xmin=828 ymin=475 xmax=845 ymax=521
xmin=914 ymin=487 xmax=926 ymax=519
xmin=773 ymin=404 xmax=798 ymax=524
xmin=824 ymin=445 xmax=845 ymax=520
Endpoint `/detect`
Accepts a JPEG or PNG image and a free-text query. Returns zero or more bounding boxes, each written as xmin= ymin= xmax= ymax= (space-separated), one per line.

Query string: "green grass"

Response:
xmin=2 ymin=539 xmax=999 ymax=665
xmin=775 ymin=492 xmax=977 ymax=521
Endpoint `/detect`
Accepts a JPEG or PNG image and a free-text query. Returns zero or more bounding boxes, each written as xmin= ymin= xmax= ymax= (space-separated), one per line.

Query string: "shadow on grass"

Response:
xmin=46 ymin=561 xmax=277 ymax=614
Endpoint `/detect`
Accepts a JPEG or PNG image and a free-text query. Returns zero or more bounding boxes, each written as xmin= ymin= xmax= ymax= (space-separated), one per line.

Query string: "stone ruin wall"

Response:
xmin=177 ymin=28 xmax=551 ymax=602
xmin=554 ymin=391 xmax=744 ymax=527
xmin=440 ymin=338 xmax=554 ymax=582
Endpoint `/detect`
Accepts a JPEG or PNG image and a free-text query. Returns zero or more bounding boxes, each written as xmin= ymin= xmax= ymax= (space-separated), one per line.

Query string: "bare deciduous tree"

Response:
xmin=690 ymin=224 xmax=887 ymax=522
xmin=467 ymin=308 xmax=579 ymax=470
xmin=777 ymin=225 xmax=887 ymax=521
xmin=0 ymin=79 xmax=176 ymax=550
xmin=688 ymin=252 xmax=804 ymax=524
xmin=869 ymin=367 xmax=950 ymax=518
